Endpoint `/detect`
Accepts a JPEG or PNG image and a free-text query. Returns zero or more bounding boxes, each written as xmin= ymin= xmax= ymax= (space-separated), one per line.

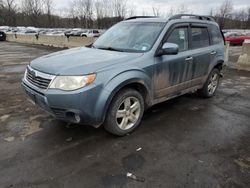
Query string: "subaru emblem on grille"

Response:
xmin=30 ymin=70 xmax=37 ymax=77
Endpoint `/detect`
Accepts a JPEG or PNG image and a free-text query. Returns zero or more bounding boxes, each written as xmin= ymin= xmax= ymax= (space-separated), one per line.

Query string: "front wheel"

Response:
xmin=198 ymin=68 xmax=220 ymax=98
xmin=104 ymin=89 xmax=144 ymax=136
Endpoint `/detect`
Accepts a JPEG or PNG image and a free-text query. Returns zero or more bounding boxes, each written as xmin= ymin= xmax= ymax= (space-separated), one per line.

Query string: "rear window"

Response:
xmin=191 ymin=27 xmax=210 ymax=49
xmin=210 ymin=25 xmax=223 ymax=44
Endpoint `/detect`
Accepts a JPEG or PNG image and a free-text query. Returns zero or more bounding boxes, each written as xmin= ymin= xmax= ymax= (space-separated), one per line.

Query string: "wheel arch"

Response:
xmin=208 ymin=58 xmax=224 ymax=74
xmin=214 ymin=60 xmax=224 ymax=71
xmin=106 ymin=78 xmax=152 ymax=110
xmin=205 ymin=60 xmax=224 ymax=83
xmin=110 ymin=80 xmax=152 ymax=108
xmin=94 ymin=71 xmax=153 ymax=127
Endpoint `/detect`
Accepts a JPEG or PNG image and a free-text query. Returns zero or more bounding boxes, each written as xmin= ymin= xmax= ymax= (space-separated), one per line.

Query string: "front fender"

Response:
xmin=93 ymin=70 xmax=153 ymax=127
xmin=104 ymin=70 xmax=152 ymax=93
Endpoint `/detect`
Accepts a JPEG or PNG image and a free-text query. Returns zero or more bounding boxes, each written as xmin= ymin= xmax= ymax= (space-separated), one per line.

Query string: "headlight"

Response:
xmin=49 ymin=74 xmax=96 ymax=91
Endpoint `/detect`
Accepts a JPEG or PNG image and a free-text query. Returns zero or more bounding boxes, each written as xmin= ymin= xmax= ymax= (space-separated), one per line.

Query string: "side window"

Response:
xmin=191 ymin=27 xmax=210 ymax=49
xmin=210 ymin=25 xmax=223 ymax=44
xmin=166 ymin=27 xmax=189 ymax=52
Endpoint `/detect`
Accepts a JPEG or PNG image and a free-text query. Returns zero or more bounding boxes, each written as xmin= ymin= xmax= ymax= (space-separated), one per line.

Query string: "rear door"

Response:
xmin=189 ymin=25 xmax=211 ymax=83
xmin=208 ymin=24 xmax=225 ymax=70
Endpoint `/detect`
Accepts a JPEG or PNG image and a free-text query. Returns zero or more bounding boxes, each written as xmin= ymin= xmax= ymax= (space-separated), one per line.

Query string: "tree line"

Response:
xmin=0 ymin=0 xmax=250 ymax=29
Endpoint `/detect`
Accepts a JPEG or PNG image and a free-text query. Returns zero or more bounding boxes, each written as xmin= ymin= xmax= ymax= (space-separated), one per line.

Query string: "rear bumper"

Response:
xmin=22 ymin=79 xmax=107 ymax=127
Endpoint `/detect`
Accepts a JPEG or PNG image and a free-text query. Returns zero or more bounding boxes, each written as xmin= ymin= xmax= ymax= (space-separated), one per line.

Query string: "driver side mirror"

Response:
xmin=157 ymin=42 xmax=179 ymax=56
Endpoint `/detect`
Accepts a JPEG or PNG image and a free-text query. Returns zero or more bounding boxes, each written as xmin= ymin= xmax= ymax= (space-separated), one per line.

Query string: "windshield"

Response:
xmin=93 ymin=22 xmax=165 ymax=52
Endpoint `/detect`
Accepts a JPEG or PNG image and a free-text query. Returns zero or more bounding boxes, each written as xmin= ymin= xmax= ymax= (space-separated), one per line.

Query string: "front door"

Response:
xmin=154 ymin=25 xmax=194 ymax=98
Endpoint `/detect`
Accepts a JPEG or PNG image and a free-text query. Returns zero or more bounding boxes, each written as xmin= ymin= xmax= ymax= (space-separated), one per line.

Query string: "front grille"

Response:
xmin=26 ymin=68 xmax=52 ymax=89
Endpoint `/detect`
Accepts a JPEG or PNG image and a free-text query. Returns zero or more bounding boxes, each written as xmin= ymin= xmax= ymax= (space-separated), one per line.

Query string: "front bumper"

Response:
xmin=22 ymin=78 xmax=106 ymax=127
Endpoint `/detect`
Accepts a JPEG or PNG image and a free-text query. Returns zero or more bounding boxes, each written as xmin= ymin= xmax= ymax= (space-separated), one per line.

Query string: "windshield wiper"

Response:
xmin=97 ymin=47 xmax=124 ymax=52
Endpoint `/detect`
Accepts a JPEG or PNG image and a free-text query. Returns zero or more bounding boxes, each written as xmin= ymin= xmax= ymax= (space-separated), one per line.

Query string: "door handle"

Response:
xmin=185 ymin=57 xmax=193 ymax=61
xmin=211 ymin=51 xmax=217 ymax=55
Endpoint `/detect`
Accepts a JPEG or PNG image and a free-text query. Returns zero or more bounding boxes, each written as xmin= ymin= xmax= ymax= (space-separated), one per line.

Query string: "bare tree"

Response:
xmin=95 ymin=0 xmax=105 ymax=28
xmin=127 ymin=2 xmax=135 ymax=18
xmin=2 ymin=0 xmax=18 ymax=26
xmin=141 ymin=10 xmax=149 ymax=16
xmin=21 ymin=0 xmax=43 ymax=26
xmin=67 ymin=0 xmax=78 ymax=27
xmin=85 ymin=0 xmax=93 ymax=27
xmin=167 ymin=5 xmax=190 ymax=17
xmin=95 ymin=0 xmax=104 ymax=18
xmin=112 ymin=0 xmax=127 ymax=18
xmin=95 ymin=0 xmax=113 ymax=18
xmin=209 ymin=8 xmax=214 ymax=16
xmin=43 ymin=0 xmax=54 ymax=27
xmin=216 ymin=0 xmax=233 ymax=29
xmin=5 ymin=0 xmax=16 ymax=11
xmin=22 ymin=0 xmax=42 ymax=15
xmin=248 ymin=7 xmax=250 ymax=28
xmin=152 ymin=6 xmax=161 ymax=16
xmin=75 ymin=0 xmax=93 ymax=28
xmin=0 ymin=0 xmax=4 ymax=25
xmin=233 ymin=9 xmax=248 ymax=28
xmin=94 ymin=0 xmax=125 ymax=28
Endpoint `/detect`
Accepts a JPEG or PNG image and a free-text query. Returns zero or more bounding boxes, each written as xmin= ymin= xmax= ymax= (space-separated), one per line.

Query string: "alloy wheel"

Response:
xmin=208 ymin=72 xmax=219 ymax=95
xmin=115 ymin=97 xmax=141 ymax=130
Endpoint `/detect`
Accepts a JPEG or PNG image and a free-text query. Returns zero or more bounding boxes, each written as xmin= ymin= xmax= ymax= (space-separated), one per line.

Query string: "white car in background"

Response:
xmin=80 ymin=30 xmax=100 ymax=37
xmin=46 ymin=31 xmax=65 ymax=36
xmin=16 ymin=30 xmax=37 ymax=35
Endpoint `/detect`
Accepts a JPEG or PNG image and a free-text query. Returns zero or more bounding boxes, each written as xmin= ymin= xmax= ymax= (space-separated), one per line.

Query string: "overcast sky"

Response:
xmin=17 ymin=0 xmax=250 ymax=16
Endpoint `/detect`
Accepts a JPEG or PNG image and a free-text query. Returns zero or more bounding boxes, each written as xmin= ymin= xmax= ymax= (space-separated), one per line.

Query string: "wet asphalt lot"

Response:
xmin=0 ymin=42 xmax=249 ymax=188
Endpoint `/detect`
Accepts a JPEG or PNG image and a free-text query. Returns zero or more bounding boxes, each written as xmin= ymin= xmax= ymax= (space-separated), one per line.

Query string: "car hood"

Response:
xmin=30 ymin=47 xmax=143 ymax=75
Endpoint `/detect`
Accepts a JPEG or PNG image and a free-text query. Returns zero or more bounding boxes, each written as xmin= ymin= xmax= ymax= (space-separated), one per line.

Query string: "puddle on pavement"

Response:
xmin=20 ymin=115 xmax=45 ymax=140
xmin=221 ymin=77 xmax=250 ymax=92
xmin=1 ymin=114 xmax=10 ymax=122
xmin=4 ymin=136 xmax=15 ymax=142
xmin=20 ymin=121 xmax=42 ymax=140
xmin=0 ymin=65 xmax=26 ymax=73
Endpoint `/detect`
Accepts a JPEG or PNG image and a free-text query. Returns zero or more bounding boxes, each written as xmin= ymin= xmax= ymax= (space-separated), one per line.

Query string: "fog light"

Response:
xmin=74 ymin=114 xmax=81 ymax=123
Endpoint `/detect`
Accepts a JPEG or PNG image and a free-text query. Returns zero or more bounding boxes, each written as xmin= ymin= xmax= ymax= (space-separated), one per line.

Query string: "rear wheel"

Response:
xmin=198 ymin=68 xmax=220 ymax=98
xmin=104 ymin=89 xmax=144 ymax=136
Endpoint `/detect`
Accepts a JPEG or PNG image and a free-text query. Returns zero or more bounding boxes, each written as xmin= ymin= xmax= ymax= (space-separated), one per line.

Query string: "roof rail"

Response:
xmin=125 ymin=16 xmax=159 ymax=20
xmin=169 ymin=14 xmax=215 ymax=21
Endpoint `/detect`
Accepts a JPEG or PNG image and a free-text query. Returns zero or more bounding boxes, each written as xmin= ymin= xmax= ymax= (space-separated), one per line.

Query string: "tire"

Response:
xmin=0 ymin=32 xmax=6 ymax=41
xmin=104 ymin=88 xmax=144 ymax=136
xmin=198 ymin=68 xmax=220 ymax=98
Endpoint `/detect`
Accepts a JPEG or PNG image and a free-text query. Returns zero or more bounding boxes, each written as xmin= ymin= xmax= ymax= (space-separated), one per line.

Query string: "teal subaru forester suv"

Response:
xmin=22 ymin=14 xmax=225 ymax=136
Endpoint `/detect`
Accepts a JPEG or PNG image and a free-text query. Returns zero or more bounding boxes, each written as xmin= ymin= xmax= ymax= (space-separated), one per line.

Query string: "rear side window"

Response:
xmin=191 ymin=27 xmax=210 ymax=49
xmin=210 ymin=25 xmax=223 ymax=44
xmin=167 ymin=27 xmax=189 ymax=52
